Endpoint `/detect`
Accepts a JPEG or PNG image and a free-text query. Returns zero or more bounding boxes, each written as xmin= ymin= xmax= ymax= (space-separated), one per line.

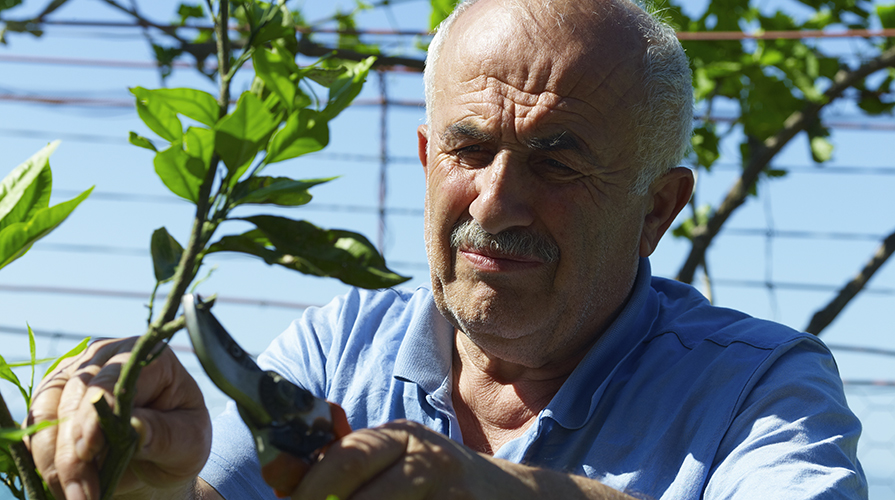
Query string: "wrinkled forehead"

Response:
xmin=436 ymin=0 xmax=649 ymax=104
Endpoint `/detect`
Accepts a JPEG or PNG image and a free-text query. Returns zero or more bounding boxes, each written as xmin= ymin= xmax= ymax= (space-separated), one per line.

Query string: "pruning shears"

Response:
xmin=182 ymin=293 xmax=351 ymax=497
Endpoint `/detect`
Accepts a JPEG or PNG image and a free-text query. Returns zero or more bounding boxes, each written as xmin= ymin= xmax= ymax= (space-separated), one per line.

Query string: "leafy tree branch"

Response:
xmin=676 ymin=43 xmax=895 ymax=284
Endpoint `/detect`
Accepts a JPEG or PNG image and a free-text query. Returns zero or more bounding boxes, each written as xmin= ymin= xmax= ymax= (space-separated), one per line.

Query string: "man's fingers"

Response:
xmin=127 ymin=405 xmax=212 ymax=486
xmin=292 ymin=424 xmax=409 ymax=500
xmin=261 ymin=453 xmax=311 ymax=498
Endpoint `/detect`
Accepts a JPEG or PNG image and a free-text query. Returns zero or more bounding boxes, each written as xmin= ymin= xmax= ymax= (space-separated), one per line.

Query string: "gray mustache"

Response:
xmin=450 ymin=220 xmax=560 ymax=263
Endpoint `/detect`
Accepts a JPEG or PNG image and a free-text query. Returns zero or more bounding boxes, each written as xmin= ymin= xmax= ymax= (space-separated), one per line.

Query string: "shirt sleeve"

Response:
xmin=199 ymin=401 xmax=280 ymax=500
xmin=198 ymin=291 xmax=356 ymax=499
xmin=705 ymin=337 xmax=867 ymax=500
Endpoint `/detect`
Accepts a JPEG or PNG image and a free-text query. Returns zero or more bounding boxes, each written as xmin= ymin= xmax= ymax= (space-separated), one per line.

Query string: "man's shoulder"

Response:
xmin=648 ymin=276 xmax=818 ymax=353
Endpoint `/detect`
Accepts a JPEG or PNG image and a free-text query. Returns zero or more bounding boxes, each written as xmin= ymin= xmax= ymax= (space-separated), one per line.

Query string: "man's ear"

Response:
xmin=640 ymin=166 xmax=694 ymax=257
xmin=417 ymin=124 xmax=429 ymax=176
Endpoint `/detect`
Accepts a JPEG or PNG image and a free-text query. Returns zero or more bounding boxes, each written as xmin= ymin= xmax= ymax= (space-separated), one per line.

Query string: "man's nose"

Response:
xmin=468 ymin=153 xmax=535 ymax=234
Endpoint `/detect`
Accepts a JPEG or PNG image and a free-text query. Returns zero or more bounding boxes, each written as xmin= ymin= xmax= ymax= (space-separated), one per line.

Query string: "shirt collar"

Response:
xmin=542 ymin=257 xmax=658 ymax=430
xmin=392 ymin=258 xmax=657 ymax=424
xmin=393 ymin=288 xmax=455 ymax=396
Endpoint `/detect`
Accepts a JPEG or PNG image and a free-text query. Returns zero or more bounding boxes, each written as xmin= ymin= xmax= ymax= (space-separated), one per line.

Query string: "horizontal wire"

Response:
xmin=0 ymin=324 xmax=194 ymax=354
xmin=0 ymin=284 xmax=319 ymax=310
xmin=713 ymin=278 xmax=895 ymax=295
xmin=14 ymin=19 xmax=895 ymax=40
xmin=722 ymin=228 xmax=891 ymax=241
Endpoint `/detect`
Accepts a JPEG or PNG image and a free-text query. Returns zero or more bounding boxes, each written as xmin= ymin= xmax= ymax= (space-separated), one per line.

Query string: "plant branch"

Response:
xmin=96 ymin=3 xmax=233 ymax=497
xmin=0 ymin=392 xmax=47 ymax=500
xmin=805 ymin=229 xmax=895 ymax=335
xmin=297 ymin=37 xmax=424 ymax=70
xmin=676 ymin=43 xmax=895 ymax=284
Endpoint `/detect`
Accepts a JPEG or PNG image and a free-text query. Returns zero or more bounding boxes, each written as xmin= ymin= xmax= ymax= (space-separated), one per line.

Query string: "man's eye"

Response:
xmin=454 ymin=145 xmax=491 ymax=167
xmin=540 ymin=159 xmax=581 ymax=181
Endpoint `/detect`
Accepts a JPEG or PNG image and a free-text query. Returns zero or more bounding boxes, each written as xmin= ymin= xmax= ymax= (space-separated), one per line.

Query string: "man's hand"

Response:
xmin=285 ymin=420 xmax=632 ymax=500
xmin=26 ymin=337 xmax=212 ymax=500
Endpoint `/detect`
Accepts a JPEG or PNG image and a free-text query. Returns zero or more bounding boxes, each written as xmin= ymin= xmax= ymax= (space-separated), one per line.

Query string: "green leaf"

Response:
xmin=266 ymin=109 xmax=330 ymax=164
xmin=322 ymin=57 xmax=376 ymax=121
xmin=208 ymin=216 xmax=409 ymax=289
xmin=0 ymin=141 xmax=57 ymax=232
xmin=231 ymin=176 xmax=334 ymax=207
xmin=150 ymin=227 xmax=184 ymax=283
xmin=691 ymin=125 xmax=720 ymax=169
xmin=878 ymin=4 xmax=895 ymax=29
xmin=809 ymin=135 xmax=834 ymax=163
xmin=0 ymin=0 xmax=23 ymax=14
xmin=251 ymin=1 xmax=298 ymax=52
xmin=304 ymin=67 xmax=348 ymax=88
xmin=214 ymin=91 xmax=278 ymax=173
xmin=43 ymin=337 xmax=91 ymax=377
xmin=27 ymin=323 xmax=36 ymax=404
xmin=153 ymin=141 xmax=206 ymax=203
xmin=151 ymin=44 xmax=184 ymax=80
xmin=0 ymin=352 xmax=27 ymax=404
xmin=253 ymin=45 xmax=299 ymax=112
xmin=128 ymin=131 xmax=158 ymax=152
xmin=185 ymin=126 xmax=215 ymax=168
xmin=429 ymin=0 xmax=459 ymax=31
xmin=149 ymin=88 xmax=220 ymax=127
xmin=672 ymin=204 xmax=712 ymax=240
xmin=0 ymin=420 xmax=57 ymax=444
xmin=131 ymin=87 xmax=184 ymax=142
xmin=177 ymin=2 xmax=205 ymax=25
xmin=0 ymin=186 xmax=92 ymax=271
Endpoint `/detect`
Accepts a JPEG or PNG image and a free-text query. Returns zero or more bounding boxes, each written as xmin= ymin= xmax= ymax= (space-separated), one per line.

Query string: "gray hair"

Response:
xmin=422 ymin=0 xmax=693 ymax=196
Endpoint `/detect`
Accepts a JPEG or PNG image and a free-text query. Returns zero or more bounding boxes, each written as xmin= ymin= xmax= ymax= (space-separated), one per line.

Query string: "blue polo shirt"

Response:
xmin=200 ymin=259 xmax=866 ymax=499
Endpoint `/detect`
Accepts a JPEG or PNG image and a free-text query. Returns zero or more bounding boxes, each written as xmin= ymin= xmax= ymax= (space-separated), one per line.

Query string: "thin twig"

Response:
xmin=805 ymin=229 xmax=895 ymax=335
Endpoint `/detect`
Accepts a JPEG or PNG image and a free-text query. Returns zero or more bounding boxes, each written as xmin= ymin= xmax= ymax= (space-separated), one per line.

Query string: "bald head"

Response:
xmin=424 ymin=0 xmax=692 ymax=194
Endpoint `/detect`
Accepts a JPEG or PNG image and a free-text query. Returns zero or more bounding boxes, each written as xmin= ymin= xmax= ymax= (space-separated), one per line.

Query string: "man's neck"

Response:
xmin=451 ymin=330 xmax=579 ymax=455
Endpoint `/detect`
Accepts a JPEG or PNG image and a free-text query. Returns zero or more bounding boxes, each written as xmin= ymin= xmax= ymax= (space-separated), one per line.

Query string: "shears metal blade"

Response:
xmin=182 ymin=293 xmax=334 ymax=465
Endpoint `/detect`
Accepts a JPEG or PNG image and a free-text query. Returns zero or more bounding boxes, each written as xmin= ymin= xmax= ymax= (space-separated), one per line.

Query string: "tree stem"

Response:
xmin=96 ymin=2 xmax=233 ymax=498
xmin=0 ymin=392 xmax=47 ymax=500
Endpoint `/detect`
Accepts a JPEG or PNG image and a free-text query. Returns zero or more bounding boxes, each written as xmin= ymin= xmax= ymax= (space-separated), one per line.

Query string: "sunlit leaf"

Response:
xmin=0 ymin=351 xmax=26 ymax=403
xmin=809 ymin=135 xmax=834 ymax=163
xmin=43 ymin=337 xmax=91 ymax=377
xmin=27 ymin=323 xmax=36 ymax=404
xmin=129 ymin=131 xmax=158 ymax=152
xmin=878 ymin=4 xmax=895 ymax=29
xmin=208 ymin=216 xmax=409 ymax=289
xmin=153 ymin=142 xmax=205 ymax=203
xmin=0 ymin=141 xmax=55 ymax=233
xmin=148 ymin=88 xmax=220 ymax=127
xmin=254 ymin=45 xmax=299 ymax=111
xmin=266 ymin=109 xmax=329 ymax=164
xmin=231 ymin=176 xmax=334 ymax=207
xmin=131 ymin=87 xmax=184 ymax=142
xmin=321 ymin=57 xmax=376 ymax=121
xmin=0 ymin=420 xmax=57 ymax=444
xmin=185 ymin=126 xmax=215 ymax=168
xmin=429 ymin=0 xmax=460 ymax=31
xmin=151 ymin=227 xmax=184 ymax=283
xmin=0 ymin=187 xmax=92 ymax=271
xmin=251 ymin=1 xmax=298 ymax=51
xmin=214 ymin=91 xmax=278 ymax=173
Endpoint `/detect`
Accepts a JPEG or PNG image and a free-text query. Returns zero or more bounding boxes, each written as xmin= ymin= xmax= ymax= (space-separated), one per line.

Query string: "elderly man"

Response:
xmin=28 ymin=0 xmax=866 ymax=498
